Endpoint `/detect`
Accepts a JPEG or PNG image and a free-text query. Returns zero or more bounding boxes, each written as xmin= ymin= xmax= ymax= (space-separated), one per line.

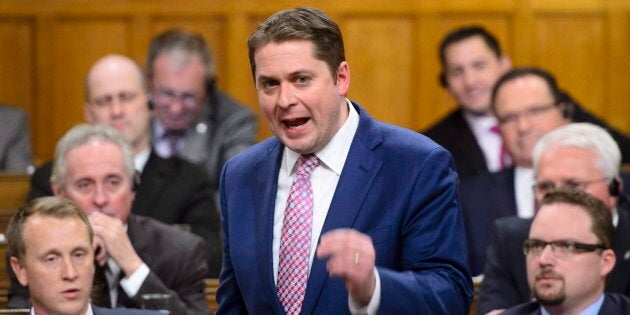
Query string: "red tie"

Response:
xmin=490 ymin=125 xmax=511 ymax=169
xmin=277 ymin=154 xmax=319 ymax=315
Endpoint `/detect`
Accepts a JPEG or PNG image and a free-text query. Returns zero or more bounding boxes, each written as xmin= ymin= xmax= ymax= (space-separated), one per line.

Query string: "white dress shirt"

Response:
xmin=32 ymin=304 xmax=94 ymax=315
xmin=514 ymin=167 xmax=535 ymax=218
xmin=272 ymin=100 xmax=380 ymax=314
xmin=463 ymin=112 xmax=505 ymax=172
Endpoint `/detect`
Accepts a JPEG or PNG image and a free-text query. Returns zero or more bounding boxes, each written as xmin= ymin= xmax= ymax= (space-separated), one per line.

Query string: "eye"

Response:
xmin=260 ymin=79 xmax=279 ymax=90
xmin=564 ymin=180 xmax=582 ymax=189
xmin=119 ymin=92 xmax=137 ymax=103
xmin=93 ymin=96 xmax=112 ymax=107
xmin=447 ymin=67 xmax=463 ymax=77
xmin=472 ymin=60 xmax=487 ymax=70
xmin=294 ymin=76 xmax=310 ymax=85
xmin=74 ymin=180 xmax=93 ymax=193
xmin=498 ymin=113 xmax=518 ymax=125
xmin=105 ymin=176 xmax=124 ymax=191
xmin=44 ymin=255 xmax=60 ymax=264
xmin=73 ymin=250 xmax=88 ymax=261
xmin=535 ymin=181 xmax=556 ymax=192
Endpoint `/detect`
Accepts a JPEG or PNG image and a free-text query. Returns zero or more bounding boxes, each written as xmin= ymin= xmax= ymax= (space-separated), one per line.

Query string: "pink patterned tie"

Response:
xmin=277 ymin=154 xmax=319 ymax=315
xmin=490 ymin=125 xmax=511 ymax=169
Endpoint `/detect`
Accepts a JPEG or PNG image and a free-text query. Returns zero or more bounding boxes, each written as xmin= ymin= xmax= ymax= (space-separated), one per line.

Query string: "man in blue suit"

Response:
xmin=7 ymin=196 xmax=160 ymax=315
xmin=216 ymin=7 xmax=472 ymax=314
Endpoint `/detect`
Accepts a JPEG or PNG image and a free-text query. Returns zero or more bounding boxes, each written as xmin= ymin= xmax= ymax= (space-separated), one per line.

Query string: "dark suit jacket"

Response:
xmin=423 ymin=109 xmax=487 ymax=180
xmin=0 ymin=104 xmax=33 ymax=172
xmin=27 ymin=150 xmax=221 ymax=276
xmin=500 ymin=293 xmax=630 ymax=315
xmin=476 ymin=196 xmax=630 ymax=315
xmin=153 ymin=91 xmax=258 ymax=189
xmin=460 ymin=168 xmax=518 ymax=276
xmin=8 ymin=215 xmax=210 ymax=315
xmin=422 ymin=106 xmax=630 ymax=181
xmin=93 ymin=305 xmax=162 ymax=314
xmin=216 ymin=102 xmax=473 ymax=314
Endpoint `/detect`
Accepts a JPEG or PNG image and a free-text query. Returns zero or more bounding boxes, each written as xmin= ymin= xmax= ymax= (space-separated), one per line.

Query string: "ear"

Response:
xmin=51 ymin=181 xmax=63 ymax=196
xmin=10 ymin=256 xmax=28 ymax=286
xmin=336 ymin=61 xmax=350 ymax=96
xmin=84 ymin=103 xmax=94 ymax=123
xmin=600 ymin=249 xmax=616 ymax=277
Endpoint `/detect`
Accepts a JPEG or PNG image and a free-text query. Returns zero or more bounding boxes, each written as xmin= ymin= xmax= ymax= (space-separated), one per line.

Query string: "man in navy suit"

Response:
xmin=7 ymin=196 xmax=160 ymax=315
xmin=478 ymin=123 xmax=630 ymax=314
xmin=501 ymin=189 xmax=630 ymax=315
xmin=216 ymin=7 xmax=472 ymax=314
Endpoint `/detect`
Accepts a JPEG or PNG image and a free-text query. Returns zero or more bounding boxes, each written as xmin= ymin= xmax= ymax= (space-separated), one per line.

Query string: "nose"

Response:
xmin=515 ymin=113 xmax=531 ymax=133
xmin=462 ymin=69 xmax=477 ymax=87
xmin=61 ymin=257 xmax=79 ymax=281
xmin=92 ymin=184 xmax=109 ymax=209
xmin=276 ymin=83 xmax=297 ymax=109
xmin=110 ymin=98 xmax=124 ymax=117
xmin=538 ymin=244 xmax=556 ymax=265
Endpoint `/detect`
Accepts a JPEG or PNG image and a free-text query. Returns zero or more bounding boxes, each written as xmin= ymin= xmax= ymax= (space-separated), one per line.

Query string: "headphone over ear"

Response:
xmin=609 ymin=178 xmax=620 ymax=197
xmin=560 ymin=102 xmax=574 ymax=119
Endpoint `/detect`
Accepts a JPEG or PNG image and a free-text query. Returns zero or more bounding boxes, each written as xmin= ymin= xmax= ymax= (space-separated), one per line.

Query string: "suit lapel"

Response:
xmin=608 ymin=197 xmax=630 ymax=291
xmin=301 ymin=103 xmax=383 ymax=315
xmin=133 ymin=151 xmax=170 ymax=216
xmin=253 ymin=141 xmax=286 ymax=313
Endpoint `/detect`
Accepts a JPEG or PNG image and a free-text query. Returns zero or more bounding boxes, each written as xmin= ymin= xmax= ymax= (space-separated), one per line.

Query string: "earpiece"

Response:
xmin=132 ymin=171 xmax=141 ymax=192
xmin=609 ymin=178 xmax=620 ymax=197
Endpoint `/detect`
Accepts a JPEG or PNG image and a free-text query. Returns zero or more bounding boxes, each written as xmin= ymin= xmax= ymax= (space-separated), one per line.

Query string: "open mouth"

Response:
xmin=283 ymin=118 xmax=310 ymax=130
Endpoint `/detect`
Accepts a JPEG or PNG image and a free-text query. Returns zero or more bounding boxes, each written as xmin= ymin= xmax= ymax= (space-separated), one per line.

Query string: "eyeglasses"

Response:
xmin=152 ymin=89 xmax=202 ymax=107
xmin=91 ymin=91 xmax=139 ymax=108
xmin=497 ymin=103 xmax=558 ymax=126
xmin=533 ymin=177 xmax=609 ymax=196
xmin=523 ymin=239 xmax=606 ymax=257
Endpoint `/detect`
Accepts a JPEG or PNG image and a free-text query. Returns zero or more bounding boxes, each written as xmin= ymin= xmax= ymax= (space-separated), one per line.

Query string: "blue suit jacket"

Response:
xmin=216 ymin=102 xmax=472 ymax=314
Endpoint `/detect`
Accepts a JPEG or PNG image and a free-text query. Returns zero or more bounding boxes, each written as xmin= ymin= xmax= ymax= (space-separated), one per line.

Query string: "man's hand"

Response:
xmin=316 ymin=229 xmax=376 ymax=307
xmin=89 ymin=211 xmax=143 ymax=276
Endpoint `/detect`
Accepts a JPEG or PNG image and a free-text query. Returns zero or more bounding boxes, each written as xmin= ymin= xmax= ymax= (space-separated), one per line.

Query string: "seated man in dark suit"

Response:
xmin=7 ymin=196 xmax=161 ymax=315
xmin=8 ymin=124 xmax=211 ymax=315
xmin=461 ymin=67 xmax=630 ymax=276
xmin=502 ymin=189 xmax=630 ymax=314
xmin=478 ymin=123 xmax=630 ymax=314
xmin=27 ymin=54 xmax=221 ymax=276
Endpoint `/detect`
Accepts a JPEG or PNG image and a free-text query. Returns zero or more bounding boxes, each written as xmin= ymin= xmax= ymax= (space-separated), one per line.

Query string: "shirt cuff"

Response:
xmin=348 ymin=268 xmax=381 ymax=315
xmin=119 ymin=263 xmax=150 ymax=298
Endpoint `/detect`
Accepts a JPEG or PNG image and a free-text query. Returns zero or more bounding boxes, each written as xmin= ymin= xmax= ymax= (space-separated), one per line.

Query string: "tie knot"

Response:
xmin=489 ymin=125 xmax=501 ymax=134
xmin=296 ymin=154 xmax=319 ymax=177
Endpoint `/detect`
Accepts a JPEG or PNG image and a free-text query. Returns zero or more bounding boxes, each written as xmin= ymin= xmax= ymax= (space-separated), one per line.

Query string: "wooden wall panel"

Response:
xmin=0 ymin=18 xmax=34 ymax=115
xmin=532 ymin=14 xmax=606 ymax=117
xmin=48 ymin=18 xmax=132 ymax=158
xmin=343 ymin=16 xmax=414 ymax=128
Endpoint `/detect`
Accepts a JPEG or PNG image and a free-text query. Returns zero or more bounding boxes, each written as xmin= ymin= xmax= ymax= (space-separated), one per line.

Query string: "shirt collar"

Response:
xmin=283 ymin=99 xmax=359 ymax=176
xmin=540 ymin=293 xmax=604 ymax=315
xmin=134 ymin=147 xmax=151 ymax=173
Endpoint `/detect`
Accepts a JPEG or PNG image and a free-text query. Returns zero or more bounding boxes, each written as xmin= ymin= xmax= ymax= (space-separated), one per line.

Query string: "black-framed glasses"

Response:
xmin=497 ymin=103 xmax=558 ymax=126
xmin=533 ymin=177 xmax=609 ymax=196
xmin=523 ymin=239 xmax=606 ymax=257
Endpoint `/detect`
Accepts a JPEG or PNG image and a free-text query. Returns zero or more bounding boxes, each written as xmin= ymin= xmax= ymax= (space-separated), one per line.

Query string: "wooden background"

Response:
xmin=1 ymin=0 xmax=629 ymax=163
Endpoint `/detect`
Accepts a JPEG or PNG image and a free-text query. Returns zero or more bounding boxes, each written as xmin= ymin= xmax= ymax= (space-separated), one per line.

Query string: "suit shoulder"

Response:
xmin=215 ymin=91 xmax=255 ymax=118
xmin=604 ymin=293 xmax=630 ymax=313
xmin=422 ymin=109 xmax=464 ymax=138
xmin=494 ymin=216 xmax=532 ymax=237
xmin=0 ymin=104 xmax=27 ymax=117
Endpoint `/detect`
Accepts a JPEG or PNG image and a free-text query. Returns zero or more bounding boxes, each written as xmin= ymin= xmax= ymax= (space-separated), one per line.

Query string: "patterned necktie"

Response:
xmin=163 ymin=129 xmax=185 ymax=157
xmin=490 ymin=125 xmax=511 ymax=169
xmin=277 ymin=154 xmax=319 ymax=315
xmin=91 ymin=263 xmax=111 ymax=307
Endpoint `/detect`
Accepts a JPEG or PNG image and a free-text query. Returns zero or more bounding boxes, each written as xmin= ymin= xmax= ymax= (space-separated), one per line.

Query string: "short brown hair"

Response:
xmin=247 ymin=7 xmax=345 ymax=82
xmin=540 ymin=188 xmax=614 ymax=250
xmin=7 ymin=196 xmax=94 ymax=262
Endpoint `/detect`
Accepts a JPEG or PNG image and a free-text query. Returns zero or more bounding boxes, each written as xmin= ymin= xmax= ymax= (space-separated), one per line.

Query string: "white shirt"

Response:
xmin=134 ymin=147 xmax=151 ymax=173
xmin=514 ymin=167 xmax=535 ymax=218
xmin=463 ymin=112 xmax=505 ymax=172
xmin=152 ymin=119 xmax=185 ymax=158
xmin=272 ymin=100 xmax=380 ymax=314
xmin=32 ymin=304 xmax=94 ymax=315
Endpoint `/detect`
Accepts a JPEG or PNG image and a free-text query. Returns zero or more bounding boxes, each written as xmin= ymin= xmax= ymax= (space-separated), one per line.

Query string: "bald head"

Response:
xmin=85 ymin=54 xmax=147 ymax=101
xmin=84 ymin=54 xmax=152 ymax=154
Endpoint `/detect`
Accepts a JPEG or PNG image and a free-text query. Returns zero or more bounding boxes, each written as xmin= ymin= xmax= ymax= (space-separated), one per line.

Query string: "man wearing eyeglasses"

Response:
xmin=477 ymin=123 xmax=630 ymax=314
xmin=501 ymin=188 xmax=630 ymax=314
xmin=147 ymin=29 xmax=258 ymax=191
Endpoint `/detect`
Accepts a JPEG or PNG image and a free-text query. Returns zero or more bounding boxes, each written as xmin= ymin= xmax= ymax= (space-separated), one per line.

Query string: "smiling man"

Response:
xmin=216 ymin=7 xmax=472 ymax=315
xmin=7 ymin=196 xmax=160 ymax=315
